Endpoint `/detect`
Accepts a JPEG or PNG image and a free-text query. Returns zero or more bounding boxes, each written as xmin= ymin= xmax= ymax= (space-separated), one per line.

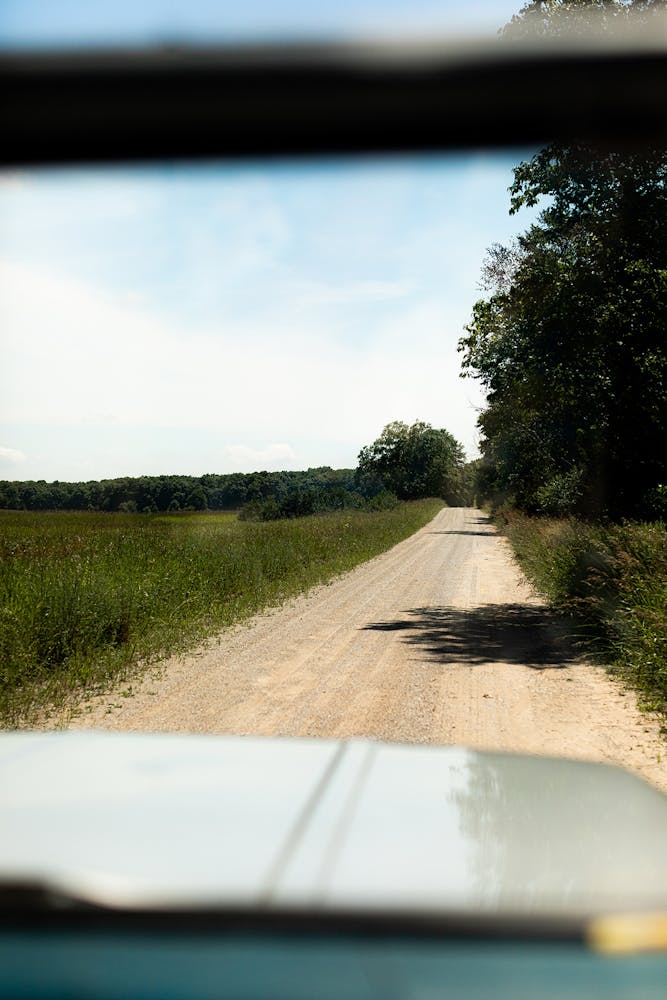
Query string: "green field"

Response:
xmin=0 ymin=501 xmax=442 ymax=726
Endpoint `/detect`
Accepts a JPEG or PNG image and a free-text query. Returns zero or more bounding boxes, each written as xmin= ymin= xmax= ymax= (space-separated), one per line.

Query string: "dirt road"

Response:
xmin=71 ymin=507 xmax=667 ymax=790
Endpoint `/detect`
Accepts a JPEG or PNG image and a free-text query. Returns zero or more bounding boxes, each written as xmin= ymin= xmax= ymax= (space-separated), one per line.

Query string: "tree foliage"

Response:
xmin=500 ymin=0 xmax=665 ymax=39
xmin=459 ymin=1 xmax=667 ymax=519
xmin=0 ymin=468 xmax=359 ymax=515
xmin=356 ymin=421 xmax=466 ymax=503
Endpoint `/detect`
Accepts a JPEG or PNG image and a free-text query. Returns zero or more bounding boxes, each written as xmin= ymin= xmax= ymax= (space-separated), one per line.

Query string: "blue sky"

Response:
xmin=0 ymin=2 xmax=521 ymax=48
xmin=0 ymin=2 xmax=539 ymax=482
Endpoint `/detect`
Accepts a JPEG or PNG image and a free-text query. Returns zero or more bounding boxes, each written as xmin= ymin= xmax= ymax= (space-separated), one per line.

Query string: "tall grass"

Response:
xmin=496 ymin=508 xmax=667 ymax=714
xmin=0 ymin=501 xmax=442 ymax=726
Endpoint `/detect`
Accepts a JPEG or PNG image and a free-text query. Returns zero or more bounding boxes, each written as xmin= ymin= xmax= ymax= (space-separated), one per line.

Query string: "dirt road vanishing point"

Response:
xmin=70 ymin=507 xmax=667 ymax=791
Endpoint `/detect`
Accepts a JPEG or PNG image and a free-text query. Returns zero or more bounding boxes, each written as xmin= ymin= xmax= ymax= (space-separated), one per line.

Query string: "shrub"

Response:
xmin=533 ymin=467 xmax=583 ymax=517
xmin=364 ymin=490 xmax=400 ymax=512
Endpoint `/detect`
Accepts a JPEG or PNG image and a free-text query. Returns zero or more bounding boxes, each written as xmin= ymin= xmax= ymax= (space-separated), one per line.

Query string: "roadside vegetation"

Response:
xmin=460 ymin=5 xmax=666 ymax=523
xmin=495 ymin=508 xmax=667 ymax=716
xmin=0 ymin=500 xmax=442 ymax=727
xmin=459 ymin=3 xmax=667 ymax=715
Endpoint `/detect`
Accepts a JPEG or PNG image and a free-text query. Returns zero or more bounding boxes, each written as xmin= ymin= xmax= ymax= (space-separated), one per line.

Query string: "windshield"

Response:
xmin=1 ymin=9 xmax=666 ymax=999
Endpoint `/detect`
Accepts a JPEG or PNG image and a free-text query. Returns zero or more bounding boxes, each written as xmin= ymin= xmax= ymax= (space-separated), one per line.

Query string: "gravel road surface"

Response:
xmin=71 ymin=507 xmax=666 ymax=790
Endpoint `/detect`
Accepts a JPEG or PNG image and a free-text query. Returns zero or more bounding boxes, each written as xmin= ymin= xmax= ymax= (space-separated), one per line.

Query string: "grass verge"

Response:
xmin=495 ymin=507 xmax=667 ymax=717
xmin=1 ymin=500 xmax=442 ymax=726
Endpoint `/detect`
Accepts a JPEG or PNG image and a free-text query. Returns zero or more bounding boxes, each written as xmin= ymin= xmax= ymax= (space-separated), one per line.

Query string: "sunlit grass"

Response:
xmin=0 ymin=501 xmax=442 ymax=726
xmin=496 ymin=508 xmax=667 ymax=717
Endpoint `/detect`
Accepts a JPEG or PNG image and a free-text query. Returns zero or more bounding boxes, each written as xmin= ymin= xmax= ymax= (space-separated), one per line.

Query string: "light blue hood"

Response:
xmin=1 ymin=732 xmax=666 ymax=920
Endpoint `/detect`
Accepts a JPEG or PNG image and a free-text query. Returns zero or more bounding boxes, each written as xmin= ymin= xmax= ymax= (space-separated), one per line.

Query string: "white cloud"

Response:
xmin=0 ymin=256 xmax=483 ymax=476
xmin=0 ymin=258 xmax=180 ymax=426
xmin=0 ymin=446 xmax=26 ymax=466
xmin=221 ymin=443 xmax=297 ymax=472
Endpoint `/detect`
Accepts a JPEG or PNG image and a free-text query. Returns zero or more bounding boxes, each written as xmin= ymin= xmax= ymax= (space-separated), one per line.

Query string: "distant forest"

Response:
xmin=0 ymin=468 xmax=363 ymax=515
xmin=0 ymin=421 xmax=472 ymax=518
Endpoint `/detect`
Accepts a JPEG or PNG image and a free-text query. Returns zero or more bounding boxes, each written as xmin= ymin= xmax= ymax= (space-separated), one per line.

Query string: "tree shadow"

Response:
xmin=428 ymin=530 xmax=492 ymax=536
xmin=428 ymin=514 xmax=495 ymax=536
xmin=361 ymin=604 xmax=573 ymax=670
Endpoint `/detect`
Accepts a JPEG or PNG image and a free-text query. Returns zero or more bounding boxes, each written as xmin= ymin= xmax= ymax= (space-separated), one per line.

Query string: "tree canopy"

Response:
xmin=0 ymin=468 xmax=359 ymax=514
xmin=356 ymin=421 xmax=466 ymax=503
xmin=459 ymin=1 xmax=666 ymax=519
xmin=500 ymin=0 xmax=665 ymax=39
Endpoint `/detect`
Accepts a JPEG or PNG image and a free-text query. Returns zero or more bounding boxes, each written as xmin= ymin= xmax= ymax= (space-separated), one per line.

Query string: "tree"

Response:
xmin=500 ymin=0 xmax=665 ymax=40
xmin=184 ymin=486 xmax=208 ymax=511
xmin=458 ymin=0 xmax=667 ymax=518
xmin=356 ymin=421 xmax=465 ymax=503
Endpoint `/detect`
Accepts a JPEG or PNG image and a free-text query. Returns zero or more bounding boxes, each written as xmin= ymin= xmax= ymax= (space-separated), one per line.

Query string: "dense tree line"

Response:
xmin=1 ymin=421 xmax=472 ymax=517
xmin=459 ymin=0 xmax=666 ymax=519
xmin=0 ymin=468 xmax=358 ymax=514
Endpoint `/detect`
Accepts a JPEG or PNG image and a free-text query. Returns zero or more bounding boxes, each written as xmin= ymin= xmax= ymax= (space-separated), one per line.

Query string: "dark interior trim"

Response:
xmin=2 ymin=39 xmax=665 ymax=165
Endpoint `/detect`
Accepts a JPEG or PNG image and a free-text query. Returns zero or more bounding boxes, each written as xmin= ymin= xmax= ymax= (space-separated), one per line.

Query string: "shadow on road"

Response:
xmin=428 ymin=514 xmax=495 ymax=537
xmin=361 ymin=604 xmax=573 ymax=670
xmin=428 ymin=530 xmax=492 ymax=536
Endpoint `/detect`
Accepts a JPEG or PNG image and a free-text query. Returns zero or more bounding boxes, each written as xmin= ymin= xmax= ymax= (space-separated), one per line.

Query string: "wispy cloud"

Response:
xmin=0 ymin=446 xmax=26 ymax=466
xmin=221 ymin=443 xmax=297 ymax=471
xmin=0 ymin=255 xmax=484 ymax=478
xmin=0 ymin=155 xmax=534 ymax=479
